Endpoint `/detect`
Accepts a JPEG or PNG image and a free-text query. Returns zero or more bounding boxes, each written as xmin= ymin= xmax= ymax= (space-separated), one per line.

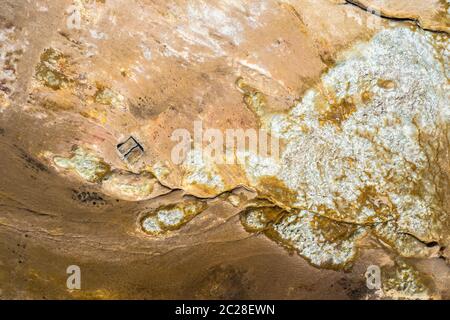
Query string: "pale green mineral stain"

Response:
xmin=53 ymin=147 xmax=110 ymax=182
xmin=35 ymin=48 xmax=71 ymax=90
xmin=382 ymin=260 xmax=434 ymax=299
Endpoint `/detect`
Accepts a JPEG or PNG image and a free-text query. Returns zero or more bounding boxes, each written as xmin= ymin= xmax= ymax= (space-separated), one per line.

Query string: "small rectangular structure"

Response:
xmin=117 ymin=136 xmax=144 ymax=163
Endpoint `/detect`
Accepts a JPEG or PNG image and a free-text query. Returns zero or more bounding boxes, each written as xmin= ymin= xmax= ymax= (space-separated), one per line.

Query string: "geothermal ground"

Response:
xmin=0 ymin=0 xmax=449 ymax=299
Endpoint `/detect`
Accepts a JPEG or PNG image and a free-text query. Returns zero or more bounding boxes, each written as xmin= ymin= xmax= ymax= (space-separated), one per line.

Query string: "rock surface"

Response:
xmin=0 ymin=0 xmax=449 ymax=299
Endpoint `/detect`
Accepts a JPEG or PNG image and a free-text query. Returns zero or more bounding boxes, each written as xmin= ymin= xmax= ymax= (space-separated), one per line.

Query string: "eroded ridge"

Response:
xmin=52 ymin=146 xmax=171 ymax=201
xmin=140 ymin=199 xmax=207 ymax=236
